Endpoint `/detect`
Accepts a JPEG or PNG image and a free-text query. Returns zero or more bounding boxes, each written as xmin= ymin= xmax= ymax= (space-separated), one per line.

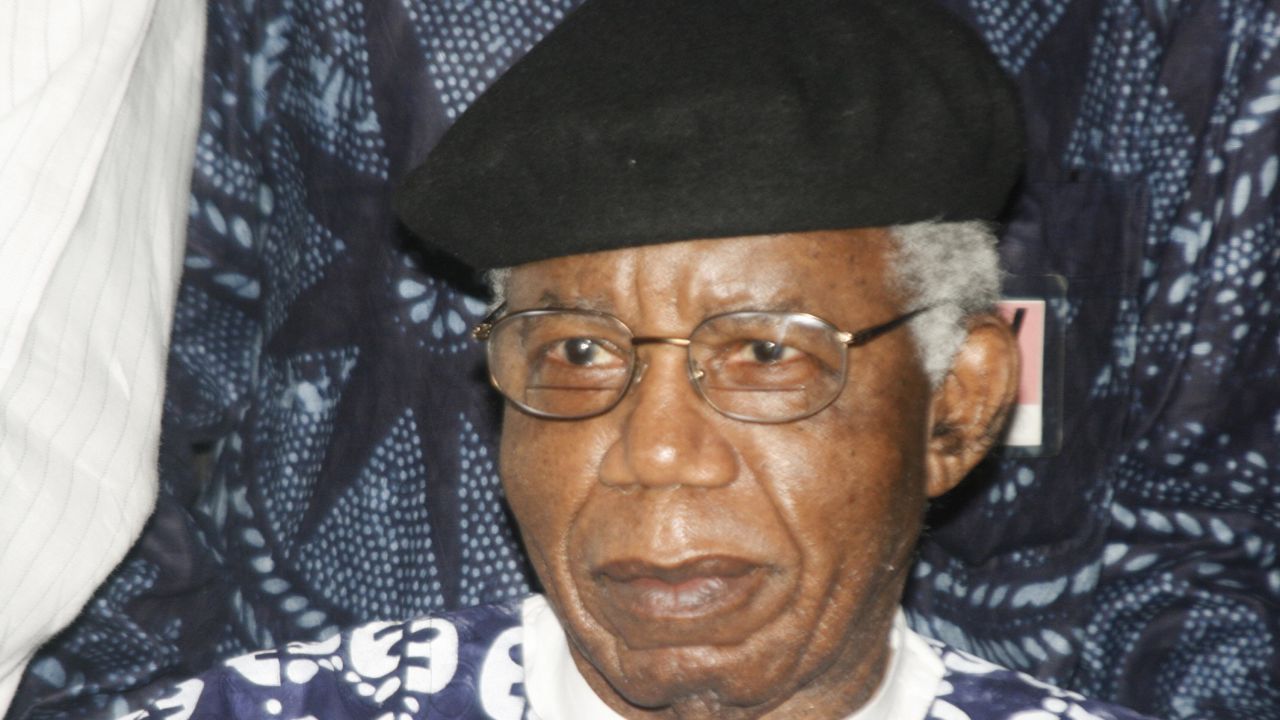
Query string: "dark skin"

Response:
xmin=499 ymin=228 xmax=1019 ymax=719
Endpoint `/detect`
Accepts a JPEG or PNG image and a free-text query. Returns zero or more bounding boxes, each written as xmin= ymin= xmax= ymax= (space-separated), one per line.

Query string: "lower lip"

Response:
xmin=601 ymin=570 xmax=764 ymax=621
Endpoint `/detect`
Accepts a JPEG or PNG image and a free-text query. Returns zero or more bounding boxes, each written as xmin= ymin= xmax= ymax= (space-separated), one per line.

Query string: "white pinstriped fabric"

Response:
xmin=0 ymin=0 xmax=206 ymax=711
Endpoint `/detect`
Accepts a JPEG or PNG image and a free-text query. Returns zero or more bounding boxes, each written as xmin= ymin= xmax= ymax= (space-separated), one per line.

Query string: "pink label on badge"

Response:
xmin=996 ymin=299 xmax=1045 ymax=447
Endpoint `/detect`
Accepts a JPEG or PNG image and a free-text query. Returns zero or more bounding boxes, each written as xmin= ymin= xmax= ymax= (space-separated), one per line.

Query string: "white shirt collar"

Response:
xmin=521 ymin=595 xmax=943 ymax=720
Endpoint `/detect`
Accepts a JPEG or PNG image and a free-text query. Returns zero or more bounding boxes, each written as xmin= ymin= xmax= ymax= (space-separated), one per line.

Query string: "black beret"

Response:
xmin=395 ymin=0 xmax=1024 ymax=269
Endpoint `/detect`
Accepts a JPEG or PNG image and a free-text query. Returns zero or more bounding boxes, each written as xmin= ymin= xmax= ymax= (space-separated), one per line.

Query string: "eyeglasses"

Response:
xmin=474 ymin=306 xmax=930 ymax=423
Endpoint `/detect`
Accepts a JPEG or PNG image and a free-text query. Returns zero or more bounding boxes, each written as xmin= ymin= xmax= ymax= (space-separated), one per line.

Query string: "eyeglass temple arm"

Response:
xmin=842 ymin=305 xmax=934 ymax=347
xmin=472 ymin=302 xmax=508 ymax=341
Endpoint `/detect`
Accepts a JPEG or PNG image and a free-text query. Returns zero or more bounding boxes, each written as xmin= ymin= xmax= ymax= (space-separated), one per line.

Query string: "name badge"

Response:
xmin=996 ymin=275 xmax=1066 ymax=457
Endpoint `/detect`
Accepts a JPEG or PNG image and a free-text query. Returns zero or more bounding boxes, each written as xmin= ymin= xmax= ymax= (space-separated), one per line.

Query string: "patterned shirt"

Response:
xmin=120 ymin=597 xmax=1159 ymax=720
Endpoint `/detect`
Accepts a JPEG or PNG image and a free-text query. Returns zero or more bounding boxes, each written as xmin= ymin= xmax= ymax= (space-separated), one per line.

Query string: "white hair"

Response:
xmin=483 ymin=266 xmax=512 ymax=311
xmin=483 ymin=220 xmax=1000 ymax=388
xmin=887 ymin=220 xmax=1001 ymax=386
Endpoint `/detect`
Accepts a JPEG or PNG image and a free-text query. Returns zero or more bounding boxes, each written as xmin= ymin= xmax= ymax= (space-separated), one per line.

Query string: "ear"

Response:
xmin=925 ymin=313 xmax=1020 ymax=498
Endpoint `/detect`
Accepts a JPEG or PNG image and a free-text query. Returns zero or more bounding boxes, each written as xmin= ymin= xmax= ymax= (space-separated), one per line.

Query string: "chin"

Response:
xmin=566 ymin=586 xmax=837 ymax=713
xmin=587 ymin=637 xmax=808 ymax=713
xmin=555 ymin=556 xmax=904 ymax=718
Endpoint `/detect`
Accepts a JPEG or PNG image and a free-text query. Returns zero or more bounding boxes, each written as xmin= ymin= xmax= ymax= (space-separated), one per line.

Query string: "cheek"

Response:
xmin=499 ymin=413 xmax=612 ymax=570
xmin=761 ymin=406 xmax=928 ymax=573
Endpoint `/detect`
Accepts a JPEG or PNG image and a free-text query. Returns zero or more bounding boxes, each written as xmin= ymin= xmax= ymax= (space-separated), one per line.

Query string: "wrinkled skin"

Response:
xmin=499 ymin=229 xmax=1018 ymax=719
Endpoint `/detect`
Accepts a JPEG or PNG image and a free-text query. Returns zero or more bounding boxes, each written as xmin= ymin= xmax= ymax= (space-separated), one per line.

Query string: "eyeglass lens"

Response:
xmin=486 ymin=310 xmax=849 ymax=422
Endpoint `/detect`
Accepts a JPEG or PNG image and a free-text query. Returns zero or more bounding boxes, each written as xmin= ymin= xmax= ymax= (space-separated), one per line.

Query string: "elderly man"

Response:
xmin=123 ymin=0 xmax=1160 ymax=718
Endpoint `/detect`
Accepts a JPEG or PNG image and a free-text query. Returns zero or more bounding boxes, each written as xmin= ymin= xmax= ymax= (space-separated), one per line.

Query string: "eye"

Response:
xmin=702 ymin=336 xmax=821 ymax=387
xmin=563 ymin=338 xmax=604 ymax=365
xmin=738 ymin=340 xmax=801 ymax=365
xmin=546 ymin=337 xmax=626 ymax=368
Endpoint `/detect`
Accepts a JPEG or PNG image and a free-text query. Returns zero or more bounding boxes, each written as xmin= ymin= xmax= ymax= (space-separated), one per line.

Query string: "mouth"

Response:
xmin=593 ymin=555 xmax=768 ymax=621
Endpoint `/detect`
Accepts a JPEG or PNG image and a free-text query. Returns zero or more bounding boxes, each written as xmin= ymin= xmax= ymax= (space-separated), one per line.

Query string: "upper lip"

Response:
xmin=593 ymin=555 xmax=762 ymax=584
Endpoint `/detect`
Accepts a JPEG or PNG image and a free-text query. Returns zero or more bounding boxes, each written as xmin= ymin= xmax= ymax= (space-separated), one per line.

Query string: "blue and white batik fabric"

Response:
xmin=120 ymin=597 xmax=1158 ymax=720
xmin=10 ymin=1 xmax=1278 ymax=719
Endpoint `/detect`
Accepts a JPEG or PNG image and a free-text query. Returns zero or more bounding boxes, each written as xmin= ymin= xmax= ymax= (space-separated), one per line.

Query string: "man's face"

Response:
xmin=500 ymin=230 xmax=942 ymax=718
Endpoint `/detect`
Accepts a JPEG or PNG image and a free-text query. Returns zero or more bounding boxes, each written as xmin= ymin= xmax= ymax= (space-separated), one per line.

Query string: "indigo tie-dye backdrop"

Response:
xmin=8 ymin=1 xmax=1277 ymax=718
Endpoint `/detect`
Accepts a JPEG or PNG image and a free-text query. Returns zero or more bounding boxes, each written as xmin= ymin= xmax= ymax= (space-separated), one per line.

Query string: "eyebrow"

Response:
xmin=523 ymin=289 xmax=810 ymax=316
xmin=528 ymin=290 xmax=617 ymax=313
xmin=533 ymin=290 xmax=563 ymax=308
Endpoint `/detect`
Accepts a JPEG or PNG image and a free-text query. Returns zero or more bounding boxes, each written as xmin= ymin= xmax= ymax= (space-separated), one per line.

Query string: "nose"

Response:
xmin=598 ymin=345 xmax=738 ymax=489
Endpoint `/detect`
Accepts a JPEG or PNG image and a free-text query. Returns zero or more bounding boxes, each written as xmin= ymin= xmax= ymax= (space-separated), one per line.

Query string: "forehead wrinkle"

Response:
xmin=697 ymin=289 xmax=811 ymax=316
xmin=639 ymin=240 xmax=859 ymax=329
xmin=630 ymin=251 xmax=649 ymax=323
xmin=604 ymin=244 xmax=686 ymax=333
xmin=696 ymin=236 xmax=836 ymax=310
xmin=688 ymin=257 xmax=819 ymax=317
